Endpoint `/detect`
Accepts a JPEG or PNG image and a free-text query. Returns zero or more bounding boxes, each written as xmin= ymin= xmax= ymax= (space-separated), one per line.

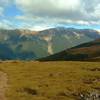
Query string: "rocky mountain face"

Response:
xmin=0 ymin=27 xmax=100 ymax=60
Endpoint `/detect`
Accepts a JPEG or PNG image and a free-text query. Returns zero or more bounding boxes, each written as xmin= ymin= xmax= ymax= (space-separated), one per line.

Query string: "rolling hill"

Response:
xmin=38 ymin=39 xmax=100 ymax=61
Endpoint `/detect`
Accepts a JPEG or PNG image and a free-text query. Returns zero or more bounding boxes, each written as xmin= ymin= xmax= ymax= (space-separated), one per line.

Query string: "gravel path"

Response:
xmin=0 ymin=71 xmax=8 ymax=100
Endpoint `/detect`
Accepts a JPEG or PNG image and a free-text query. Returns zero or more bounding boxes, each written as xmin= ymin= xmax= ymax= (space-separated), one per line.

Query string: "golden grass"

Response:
xmin=0 ymin=61 xmax=100 ymax=100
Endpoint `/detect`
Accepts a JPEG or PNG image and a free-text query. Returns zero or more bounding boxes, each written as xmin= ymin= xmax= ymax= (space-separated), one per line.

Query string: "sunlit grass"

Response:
xmin=0 ymin=61 xmax=100 ymax=100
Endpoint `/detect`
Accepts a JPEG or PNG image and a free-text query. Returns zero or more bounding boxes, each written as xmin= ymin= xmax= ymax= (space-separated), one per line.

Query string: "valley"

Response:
xmin=1 ymin=1 xmax=100 ymax=100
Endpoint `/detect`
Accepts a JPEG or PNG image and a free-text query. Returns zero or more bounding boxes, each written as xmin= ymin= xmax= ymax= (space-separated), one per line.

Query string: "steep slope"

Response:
xmin=0 ymin=43 xmax=37 ymax=60
xmin=0 ymin=27 xmax=100 ymax=60
xmin=38 ymin=39 xmax=100 ymax=61
xmin=38 ymin=28 xmax=100 ymax=54
xmin=0 ymin=29 xmax=48 ymax=59
xmin=0 ymin=43 xmax=14 ymax=60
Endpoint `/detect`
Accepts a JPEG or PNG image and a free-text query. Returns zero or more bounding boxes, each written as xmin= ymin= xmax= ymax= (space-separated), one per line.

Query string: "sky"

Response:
xmin=0 ymin=0 xmax=100 ymax=31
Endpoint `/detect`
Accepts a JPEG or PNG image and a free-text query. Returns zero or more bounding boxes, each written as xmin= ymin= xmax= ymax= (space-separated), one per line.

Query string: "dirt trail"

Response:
xmin=0 ymin=71 xmax=8 ymax=100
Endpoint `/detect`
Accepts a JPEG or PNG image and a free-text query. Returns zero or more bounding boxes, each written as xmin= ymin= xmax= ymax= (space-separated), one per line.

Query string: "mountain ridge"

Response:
xmin=38 ymin=38 xmax=100 ymax=61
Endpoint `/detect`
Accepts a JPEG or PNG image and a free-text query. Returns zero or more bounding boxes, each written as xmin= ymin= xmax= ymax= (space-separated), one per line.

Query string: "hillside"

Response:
xmin=38 ymin=39 xmax=100 ymax=61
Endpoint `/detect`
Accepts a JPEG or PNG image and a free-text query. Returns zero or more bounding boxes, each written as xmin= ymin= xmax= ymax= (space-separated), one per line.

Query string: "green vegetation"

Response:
xmin=0 ymin=61 xmax=100 ymax=100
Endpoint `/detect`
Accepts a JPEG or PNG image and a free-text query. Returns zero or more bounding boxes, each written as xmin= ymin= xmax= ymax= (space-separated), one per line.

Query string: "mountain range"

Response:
xmin=0 ymin=27 xmax=100 ymax=60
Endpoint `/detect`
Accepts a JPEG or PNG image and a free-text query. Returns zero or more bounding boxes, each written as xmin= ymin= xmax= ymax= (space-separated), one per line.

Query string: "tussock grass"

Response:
xmin=0 ymin=61 xmax=100 ymax=100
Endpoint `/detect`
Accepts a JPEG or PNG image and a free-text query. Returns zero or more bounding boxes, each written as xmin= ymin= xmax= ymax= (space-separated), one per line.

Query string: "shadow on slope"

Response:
xmin=37 ymin=39 xmax=100 ymax=62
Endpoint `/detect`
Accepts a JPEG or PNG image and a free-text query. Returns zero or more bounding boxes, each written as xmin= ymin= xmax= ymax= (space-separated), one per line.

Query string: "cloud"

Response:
xmin=0 ymin=7 xmax=4 ymax=16
xmin=93 ymin=4 xmax=100 ymax=18
xmin=0 ymin=19 xmax=15 ymax=29
xmin=15 ymin=0 xmax=100 ymax=23
xmin=15 ymin=0 xmax=83 ymax=19
xmin=0 ymin=0 xmax=13 ymax=16
xmin=0 ymin=0 xmax=13 ymax=10
xmin=0 ymin=0 xmax=100 ymax=30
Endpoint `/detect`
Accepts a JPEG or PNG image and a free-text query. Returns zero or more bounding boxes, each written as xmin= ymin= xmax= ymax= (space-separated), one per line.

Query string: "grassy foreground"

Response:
xmin=0 ymin=61 xmax=100 ymax=100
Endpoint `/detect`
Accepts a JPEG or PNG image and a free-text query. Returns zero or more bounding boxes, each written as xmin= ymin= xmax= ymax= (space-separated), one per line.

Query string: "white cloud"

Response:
xmin=16 ymin=0 xmax=81 ymax=12
xmin=0 ymin=0 xmax=13 ymax=16
xmin=15 ymin=0 xmax=100 ymax=23
xmin=0 ymin=0 xmax=13 ymax=9
xmin=0 ymin=7 xmax=4 ymax=16
xmin=0 ymin=19 xmax=15 ymax=29
xmin=93 ymin=4 xmax=100 ymax=18
xmin=0 ymin=0 xmax=100 ymax=30
xmin=15 ymin=0 xmax=83 ymax=19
